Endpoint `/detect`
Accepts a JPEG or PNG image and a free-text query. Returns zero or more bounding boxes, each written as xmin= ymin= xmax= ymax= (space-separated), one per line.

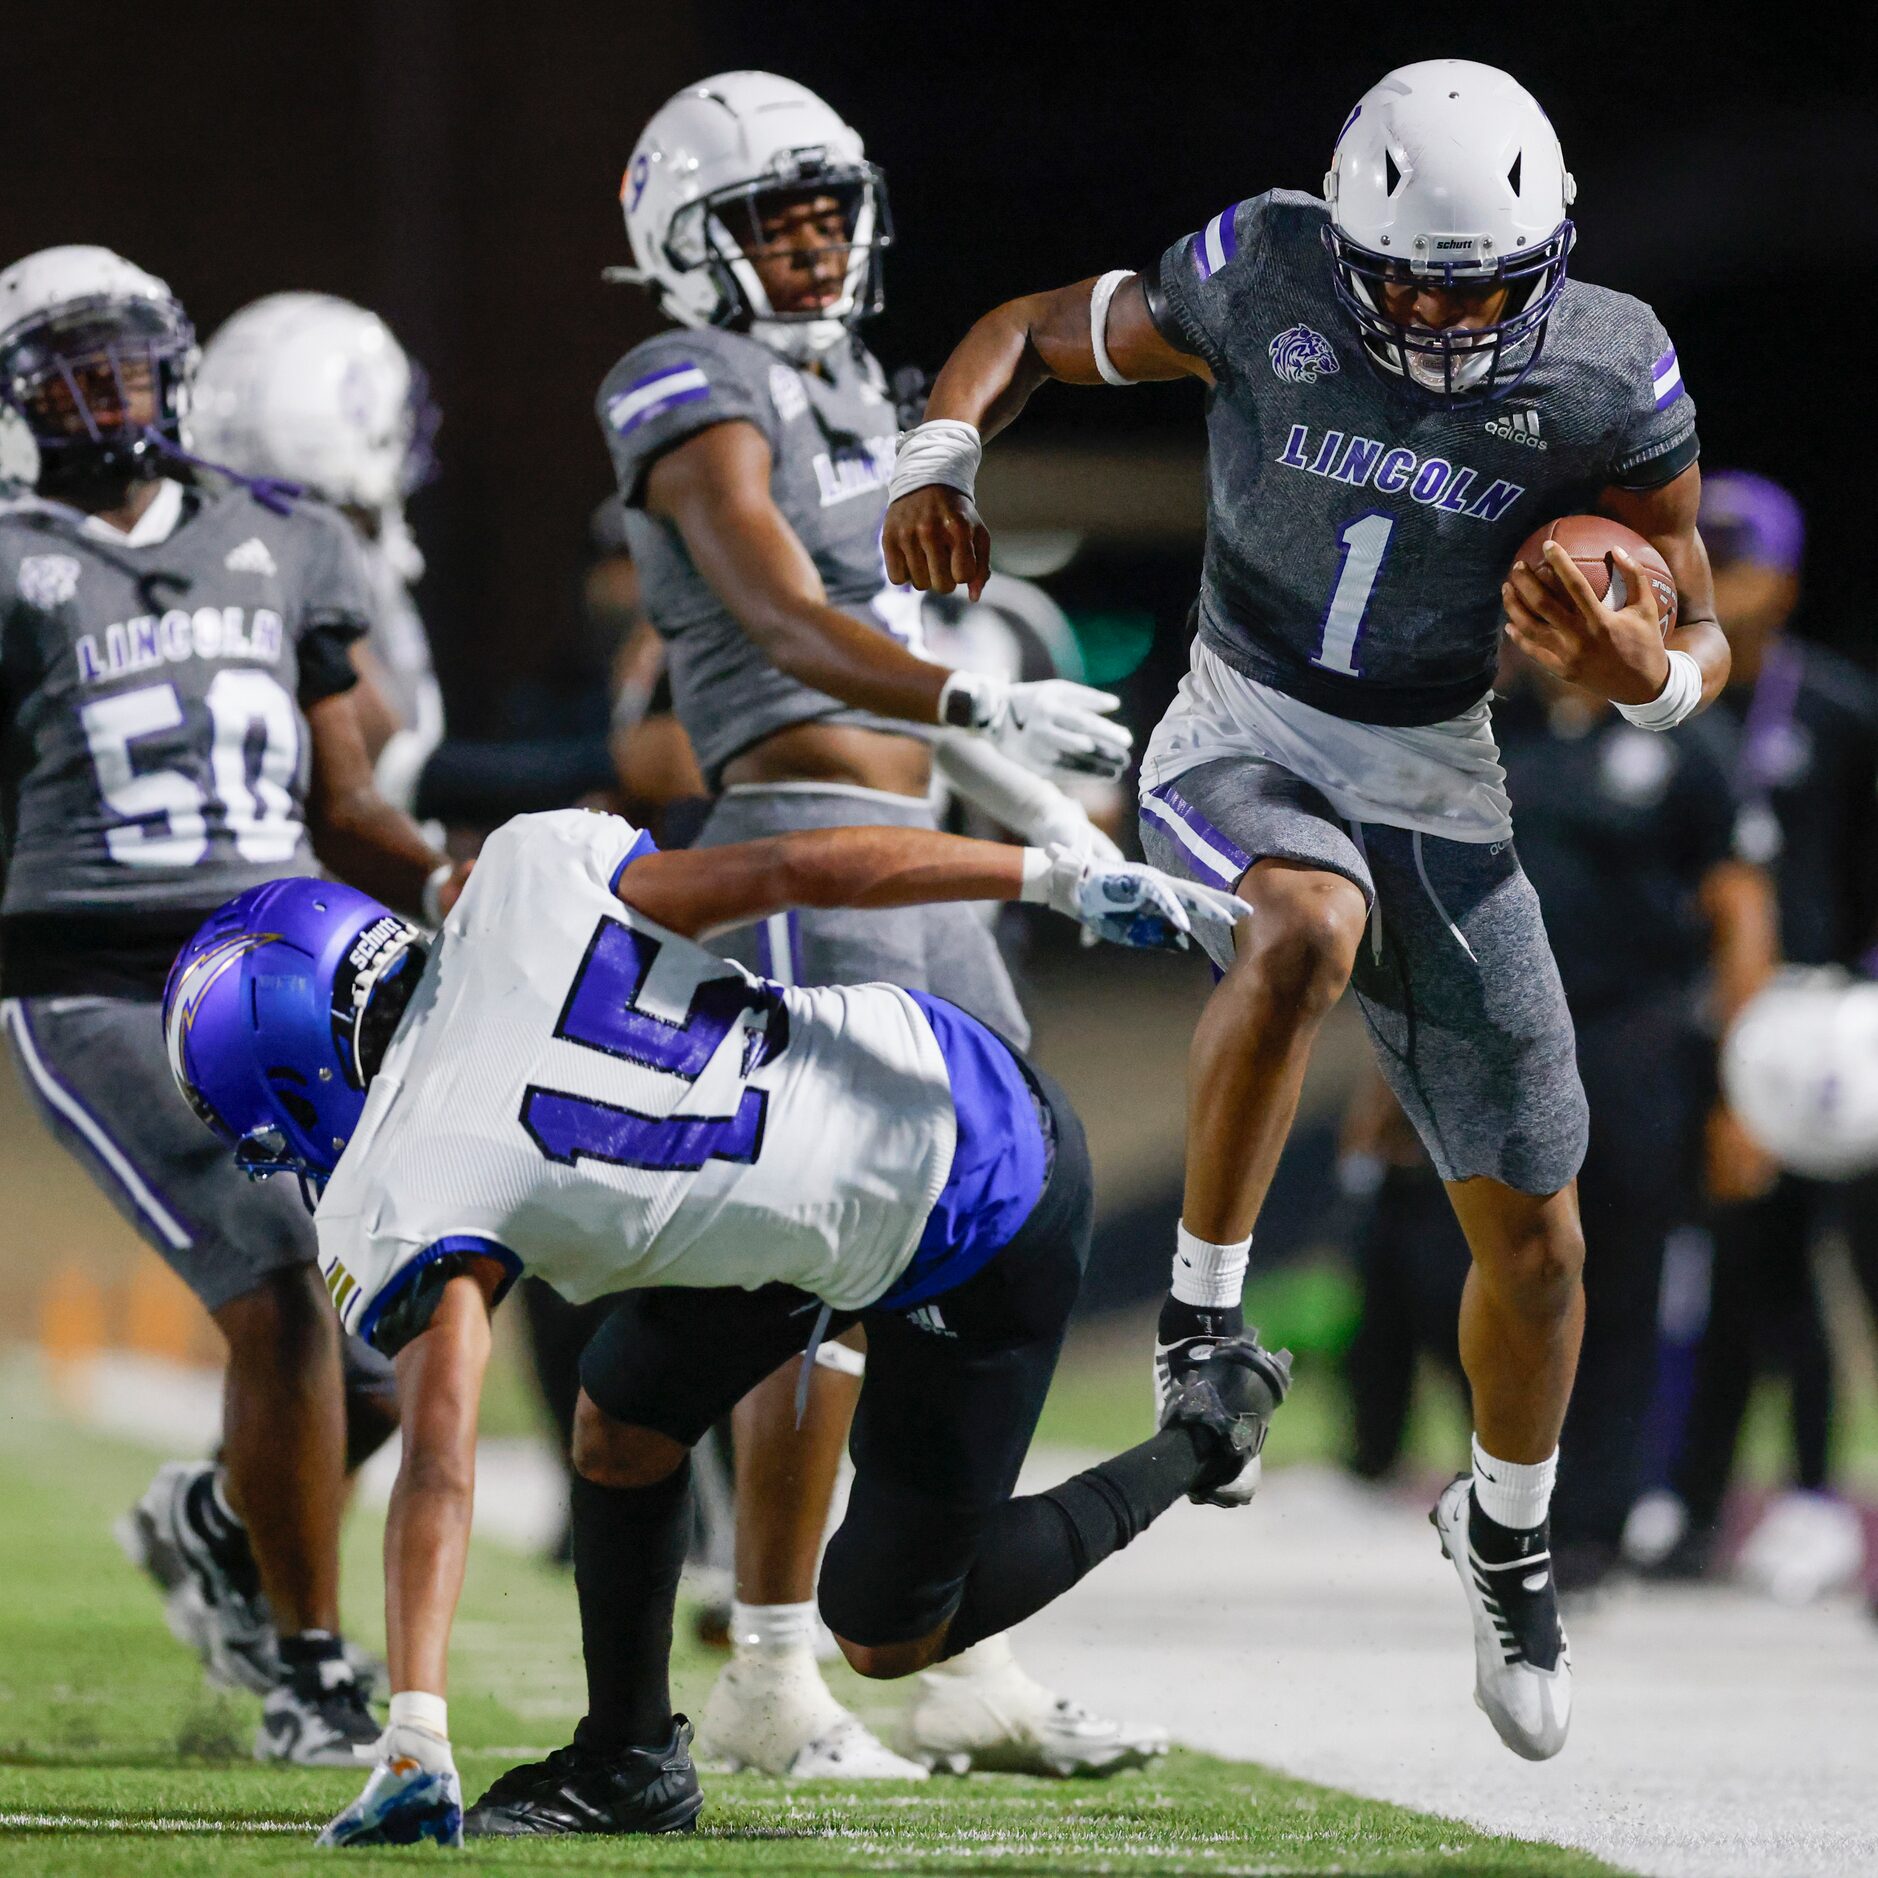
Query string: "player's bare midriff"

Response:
xmin=721 ymin=719 xmax=933 ymax=796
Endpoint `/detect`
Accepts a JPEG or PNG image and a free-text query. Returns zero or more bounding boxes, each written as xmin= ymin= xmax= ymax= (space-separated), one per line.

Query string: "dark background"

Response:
xmin=6 ymin=3 xmax=1873 ymax=731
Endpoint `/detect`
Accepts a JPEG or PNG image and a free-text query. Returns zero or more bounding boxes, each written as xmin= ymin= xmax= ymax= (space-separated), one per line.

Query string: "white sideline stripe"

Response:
xmin=0 ymin=1813 xmax=308 ymax=1834
xmin=1652 ymin=361 xmax=1682 ymax=398
xmin=1139 ymin=793 xmax=1238 ymax=888
xmin=1 ymin=1000 xmax=192 ymax=1250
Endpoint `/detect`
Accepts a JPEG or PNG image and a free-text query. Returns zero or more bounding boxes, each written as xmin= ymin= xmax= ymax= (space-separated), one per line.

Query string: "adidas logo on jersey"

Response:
xmin=225 ymin=537 xmax=278 ymax=576
xmin=905 ymin=1303 xmax=956 ymax=1338
xmin=1484 ymin=406 xmax=1547 ymax=449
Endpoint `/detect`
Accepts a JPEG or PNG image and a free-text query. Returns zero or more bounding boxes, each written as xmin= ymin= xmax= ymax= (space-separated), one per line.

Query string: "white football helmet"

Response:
xmin=1722 ymin=971 xmax=1878 ymax=1180
xmin=0 ymin=245 xmax=196 ymax=489
xmin=620 ymin=71 xmax=890 ymax=360
xmin=1322 ymin=61 xmax=1575 ymax=402
xmin=192 ymin=293 xmax=435 ymax=522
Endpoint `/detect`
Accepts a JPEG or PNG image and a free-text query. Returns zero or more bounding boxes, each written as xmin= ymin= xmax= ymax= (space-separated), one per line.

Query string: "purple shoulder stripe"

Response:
xmin=1191 ymin=203 xmax=1243 ymax=283
xmin=1650 ymin=344 xmax=1685 ymax=411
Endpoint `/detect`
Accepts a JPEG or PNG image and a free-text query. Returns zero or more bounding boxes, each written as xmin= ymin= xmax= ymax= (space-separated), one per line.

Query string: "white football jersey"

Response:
xmin=315 ymin=810 xmax=958 ymax=1339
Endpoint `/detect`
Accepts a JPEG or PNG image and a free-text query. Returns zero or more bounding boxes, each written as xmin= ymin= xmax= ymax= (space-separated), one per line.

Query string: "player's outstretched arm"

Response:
xmin=383 ymin=1268 xmax=500 ymax=1704
xmin=647 ymin=422 xmax=1129 ymax=778
xmin=321 ymin=1263 xmax=501 ymax=1849
xmin=306 ymin=687 xmax=471 ymax=922
xmin=1503 ymin=463 xmax=1731 ymax=717
xmin=883 ymin=276 xmax=1205 ymax=600
xmin=617 ymin=825 xmax=1245 ymax=965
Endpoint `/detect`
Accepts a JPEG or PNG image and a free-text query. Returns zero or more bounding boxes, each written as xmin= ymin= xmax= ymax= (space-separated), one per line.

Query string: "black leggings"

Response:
xmin=579 ymin=1068 xmax=1093 ymax=1646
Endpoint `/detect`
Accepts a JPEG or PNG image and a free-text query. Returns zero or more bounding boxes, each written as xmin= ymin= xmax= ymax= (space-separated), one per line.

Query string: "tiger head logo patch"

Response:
xmin=1269 ymin=325 xmax=1341 ymax=386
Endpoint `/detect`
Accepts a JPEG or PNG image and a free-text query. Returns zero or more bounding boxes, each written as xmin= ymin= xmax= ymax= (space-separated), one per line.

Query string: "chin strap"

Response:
xmin=749 ymin=317 xmax=849 ymax=363
xmin=140 ymin=427 xmax=303 ymax=517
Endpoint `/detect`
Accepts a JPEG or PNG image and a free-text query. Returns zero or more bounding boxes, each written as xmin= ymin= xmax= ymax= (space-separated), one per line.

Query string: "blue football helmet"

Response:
xmin=164 ymin=877 xmax=426 ymax=1197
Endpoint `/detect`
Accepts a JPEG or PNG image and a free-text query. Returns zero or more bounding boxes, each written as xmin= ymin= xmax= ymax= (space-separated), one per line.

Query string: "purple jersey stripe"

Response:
xmin=628 ymin=360 xmax=702 ymax=395
xmin=1192 ymin=203 xmax=1242 ymax=282
xmin=608 ymin=828 xmax=660 ymax=893
xmin=357 ymin=1234 xmax=524 ymax=1349
xmin=616 ymin=382 xmax=710 ymax=436
xmin=2 ymin=999 xmax=196 ymax=1250
xmin=1142 ymin=784 xmax=1252 ymax=888
xmin=1651 ymin=345 xmax=1684 ymax=410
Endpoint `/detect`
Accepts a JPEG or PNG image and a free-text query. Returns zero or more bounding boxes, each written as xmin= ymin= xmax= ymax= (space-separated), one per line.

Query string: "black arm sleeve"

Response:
xmin=297 ymin=622 xmax=365 ymax=708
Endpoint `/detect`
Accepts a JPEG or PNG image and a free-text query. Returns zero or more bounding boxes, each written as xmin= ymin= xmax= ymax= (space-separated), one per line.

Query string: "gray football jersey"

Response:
xmin=0 ymin=484 xmax=372 ymax=914
xmin=1154 ymin=190 xmax=1698 ymax=726
xmin=598 ymin=326 xmax=921 ymax=785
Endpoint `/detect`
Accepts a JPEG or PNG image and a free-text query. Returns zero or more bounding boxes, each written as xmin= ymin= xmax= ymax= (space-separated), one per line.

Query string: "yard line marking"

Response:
xmin=0 ymin=1813 xmax=310 ymax=1834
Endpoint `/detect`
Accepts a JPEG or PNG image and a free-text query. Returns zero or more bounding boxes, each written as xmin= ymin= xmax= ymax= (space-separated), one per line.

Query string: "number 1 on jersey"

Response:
xmin=1311 ymin=513 xmax=1395 ymax=677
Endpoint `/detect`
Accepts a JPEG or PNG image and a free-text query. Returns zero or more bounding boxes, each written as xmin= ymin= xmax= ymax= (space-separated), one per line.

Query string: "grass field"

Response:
xmin=0 ymin=1413 xmax=1631 ymax=1876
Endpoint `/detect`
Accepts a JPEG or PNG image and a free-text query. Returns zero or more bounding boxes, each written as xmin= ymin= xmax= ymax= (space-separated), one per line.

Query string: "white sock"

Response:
xmin=1470 ymin=1436 xmax=1558 ymax=1532
xmin=729 ymin=1600 xmax=821 ymax=1660
xmin=389 ymin=1689 xmax=449 ymax=1740
xmin=927 ymin=1632 xmax=1014 ymax=1679
xmin=1170 ymin=1222 xmax=1250 ymax=1310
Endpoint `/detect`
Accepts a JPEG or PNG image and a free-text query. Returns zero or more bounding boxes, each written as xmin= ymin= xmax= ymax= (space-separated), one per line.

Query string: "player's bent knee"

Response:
xmin=570 ymin=1392 xmax=687 ymax=1489
xmin=1479 ymin=1205 xmax=1585 ymax=1317
xmin=1228 ymin=885 xmax=1364 ymax=1022
xmin=833 ymin=1629 xmax=947 ymax=1681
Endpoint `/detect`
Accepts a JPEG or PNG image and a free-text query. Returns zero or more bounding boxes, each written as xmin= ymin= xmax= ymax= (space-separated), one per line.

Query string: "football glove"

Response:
xmin=939 ymin=673 xmax=1133 ymax=781
xmin=1025 ymin=846 xmax=1245 ymax=964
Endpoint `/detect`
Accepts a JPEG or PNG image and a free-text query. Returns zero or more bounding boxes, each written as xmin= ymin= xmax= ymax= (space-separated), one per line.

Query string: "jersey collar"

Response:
xmin=17 ymin=475 xmax=189 ymax=548
xmin=79 ymin=475 xmax=186 ymax=547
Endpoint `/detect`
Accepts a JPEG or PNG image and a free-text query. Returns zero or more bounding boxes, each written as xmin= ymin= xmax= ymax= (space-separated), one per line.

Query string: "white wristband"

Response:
xmin=1089 ymin=271 xmax=1136 ymax=386
xmin=1018 ymin=846 xmax=1054 ymax=903
xmin=1615 ymin=648 xmax=1704 ymax=731
xmin=420 ymin=860 xmax=454 ymax=928
xmin=887 ymin=419 xmax=982 ymax=507
xmin=389 ymin=1690 xmax=449 ymax=1739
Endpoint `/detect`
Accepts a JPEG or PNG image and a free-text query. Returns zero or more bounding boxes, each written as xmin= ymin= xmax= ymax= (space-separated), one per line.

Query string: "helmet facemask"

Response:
xmin=0 ymin=292 xmax=196 ymax=498
xmin=663 ymin=154 xmax=892 ymax=358
xmin=1323 ymin=219 xmax=1573 ymax=406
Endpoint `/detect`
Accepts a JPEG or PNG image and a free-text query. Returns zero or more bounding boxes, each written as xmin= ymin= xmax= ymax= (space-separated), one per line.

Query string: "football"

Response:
xmin=1512 ymin=515 xmax=1679 ymax=636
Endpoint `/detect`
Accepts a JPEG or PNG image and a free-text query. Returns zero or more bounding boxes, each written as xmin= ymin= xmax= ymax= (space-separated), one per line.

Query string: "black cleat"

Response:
xmin=117 ymin=1460 xmax=279 ymax=1694
xmin=464 ymin=1715 xmax=703 ymax=1838
xmin=255 ymin=1657 xmax=380 ymax=1767
xmin=1158 ymin=1329 xmax=1293 ymax=1507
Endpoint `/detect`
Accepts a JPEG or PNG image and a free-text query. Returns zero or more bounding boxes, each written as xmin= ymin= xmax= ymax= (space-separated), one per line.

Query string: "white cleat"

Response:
xmin=784 ymin=1712 xmax=929 ymax=1780
xmin=116 ymin=1460 xmax=278 ymax=1695
xmin=1431 ymin=1476 xmax=1572 ymax=1762
xmin=898 ymin=1636 xmax=1169 ymax=1777
xmin=1736 ymin=1490 xmax=1867 ymax=1606
xmin=696 ymin=1651 xmax=927 ymax=1779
